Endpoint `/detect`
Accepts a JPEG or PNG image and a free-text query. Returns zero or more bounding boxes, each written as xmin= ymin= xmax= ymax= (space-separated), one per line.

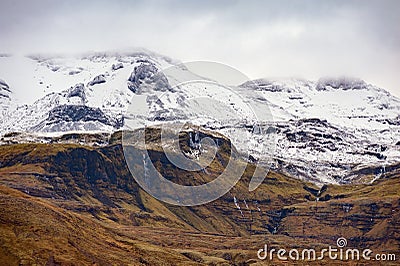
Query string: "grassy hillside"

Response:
xmin=0 ymin=128 xmax=399 ymax=265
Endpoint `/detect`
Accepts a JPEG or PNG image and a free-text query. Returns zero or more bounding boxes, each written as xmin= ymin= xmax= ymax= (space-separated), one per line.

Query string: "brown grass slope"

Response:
xmin=0 ymin=128 xmax=399 ymax=265
xmin=0 ymin=185 xmax=203 ymax=266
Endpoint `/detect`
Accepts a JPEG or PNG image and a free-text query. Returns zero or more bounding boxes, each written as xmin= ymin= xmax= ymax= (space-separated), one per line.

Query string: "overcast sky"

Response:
xmin=0 ymin=0 xmax=399 ymax=97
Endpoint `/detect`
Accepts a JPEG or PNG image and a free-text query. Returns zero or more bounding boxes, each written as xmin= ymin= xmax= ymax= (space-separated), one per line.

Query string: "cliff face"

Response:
xmin=0 ymin=129 xmax=399 ymax=265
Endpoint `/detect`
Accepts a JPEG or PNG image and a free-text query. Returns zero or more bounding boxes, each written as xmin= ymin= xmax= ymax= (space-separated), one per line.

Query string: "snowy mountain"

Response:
xmin=0 ymin=51 xmax=399 ymax=185
xmin=239 ymin=78 xmax=400 ymax=183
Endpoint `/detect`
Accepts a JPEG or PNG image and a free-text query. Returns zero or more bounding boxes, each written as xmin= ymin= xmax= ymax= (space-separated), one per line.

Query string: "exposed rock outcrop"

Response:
xmin=127 ymin=61 xmax=171 ymax=93
xmin=88 ymin=74 xmax=106 ymax=86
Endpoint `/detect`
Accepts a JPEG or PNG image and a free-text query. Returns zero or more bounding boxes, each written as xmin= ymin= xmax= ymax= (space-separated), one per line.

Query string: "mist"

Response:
xmin=0 ymin=0 xmax=399 ymax=96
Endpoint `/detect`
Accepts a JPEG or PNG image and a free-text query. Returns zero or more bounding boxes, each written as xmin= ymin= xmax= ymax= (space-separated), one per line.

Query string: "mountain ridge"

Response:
xmin=0 ymin=51 xmax=399 ymax=185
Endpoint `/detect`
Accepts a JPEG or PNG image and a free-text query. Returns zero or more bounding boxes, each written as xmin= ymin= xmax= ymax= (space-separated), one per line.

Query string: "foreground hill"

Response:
xmin=0 ymin=129 xmax=399 ymax=265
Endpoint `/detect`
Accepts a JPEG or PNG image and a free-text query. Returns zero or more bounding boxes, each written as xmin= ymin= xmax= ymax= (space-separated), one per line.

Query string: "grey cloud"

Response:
xmin=0 ymin=0 xmax=399 ymax=96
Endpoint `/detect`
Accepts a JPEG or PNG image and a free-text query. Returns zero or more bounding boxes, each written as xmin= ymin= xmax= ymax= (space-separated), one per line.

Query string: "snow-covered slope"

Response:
xmin=239 ymin=78 xmax=400 ymax=183
xmin=242 ymin=77 xmax=400 ymax=130
xmin=0 ymin=51 xmax=399 ymax=185
xmin=0 ymin=51 xmax=176 ymax=132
